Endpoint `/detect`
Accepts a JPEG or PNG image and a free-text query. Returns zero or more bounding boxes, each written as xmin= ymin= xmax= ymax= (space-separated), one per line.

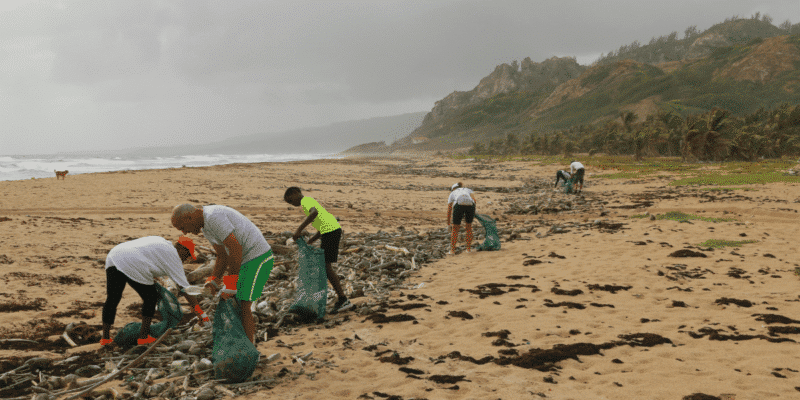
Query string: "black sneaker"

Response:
xmin=330 ymin=298 xmax=353 ymax=314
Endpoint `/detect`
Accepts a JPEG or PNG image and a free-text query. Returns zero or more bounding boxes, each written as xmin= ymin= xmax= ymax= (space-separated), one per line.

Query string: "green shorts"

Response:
xmin=236 ymin=250 xmax=274 ymax=302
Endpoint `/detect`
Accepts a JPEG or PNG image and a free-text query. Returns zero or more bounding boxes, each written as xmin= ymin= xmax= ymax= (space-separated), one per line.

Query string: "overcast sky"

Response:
xmin=1 ymin=0 xmax=798 ymax=155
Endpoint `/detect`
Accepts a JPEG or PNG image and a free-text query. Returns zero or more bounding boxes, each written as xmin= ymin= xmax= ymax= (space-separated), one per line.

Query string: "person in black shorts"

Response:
xmin=569 ymin=160 xmax=585 ymax=194
xmin=284 ymin=187 xmax=352 ymax=314
xmin=447 ymin=182 xmax=477 ymax=254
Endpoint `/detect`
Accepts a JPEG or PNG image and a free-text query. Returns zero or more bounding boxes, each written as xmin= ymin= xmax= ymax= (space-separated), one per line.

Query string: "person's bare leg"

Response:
xmin=451 ymin=224 xmax=460 ymax=254
xmin=465 ymin=223 xmax=473 ymax=252
xmin=325 ymin=262 xmax=346 ymax=299
xmin=240 ymin=300 xmax=255 ymax=345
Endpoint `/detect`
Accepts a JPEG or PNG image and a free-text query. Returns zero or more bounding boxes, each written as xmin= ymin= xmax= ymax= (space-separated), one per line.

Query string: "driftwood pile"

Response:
xmin=2 ymin=227 xmax=484 ymax=400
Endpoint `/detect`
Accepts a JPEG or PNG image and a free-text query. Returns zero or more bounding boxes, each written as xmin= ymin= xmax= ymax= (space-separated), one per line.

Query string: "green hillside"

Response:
xmin=393 ymin=16 xmax=800 ymax=160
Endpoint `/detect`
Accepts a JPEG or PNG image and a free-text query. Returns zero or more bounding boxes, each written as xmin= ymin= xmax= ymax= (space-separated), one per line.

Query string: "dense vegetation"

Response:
xmin=596 ymin=14 xmax=799 ymax=66
xmin=456 ymin=15 xmax=800 ymax=160
xmin=469 ymin=103 xmax=800 ymax=161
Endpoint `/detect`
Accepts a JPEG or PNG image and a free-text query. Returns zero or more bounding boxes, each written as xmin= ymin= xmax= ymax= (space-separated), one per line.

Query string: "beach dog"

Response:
xmin=54 ymin=170 xmax=69 ymax=180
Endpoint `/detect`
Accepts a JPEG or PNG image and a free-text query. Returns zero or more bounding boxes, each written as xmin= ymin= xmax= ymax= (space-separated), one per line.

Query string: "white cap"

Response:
xmin=451 ymin=183 xmax=460 ymax=190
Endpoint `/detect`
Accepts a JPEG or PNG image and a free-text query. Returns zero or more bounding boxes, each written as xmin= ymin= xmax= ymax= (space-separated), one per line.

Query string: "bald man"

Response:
xmin=171 ymin=204 xmax=273 ymax=345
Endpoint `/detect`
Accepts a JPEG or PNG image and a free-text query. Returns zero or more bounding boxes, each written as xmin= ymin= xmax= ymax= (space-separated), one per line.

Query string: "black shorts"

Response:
xmin=574 ymin=168 xmax=585 ymax=185
xmin=452 ymin=204 xmax=476 ymax=225
xmin=320 ymin=228 xmax=342 ymax=264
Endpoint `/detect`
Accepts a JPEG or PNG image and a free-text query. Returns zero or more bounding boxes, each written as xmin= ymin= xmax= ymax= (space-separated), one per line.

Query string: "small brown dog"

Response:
xmin=54 ymin=170 xmax=69 ymax=180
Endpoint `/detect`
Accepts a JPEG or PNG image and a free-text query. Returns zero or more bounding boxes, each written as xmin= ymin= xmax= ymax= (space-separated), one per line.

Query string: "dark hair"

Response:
xmin=284 ymin=186 xmax=302 ymax=200
xmin=175 ymin=242 xmax=190 ymax=262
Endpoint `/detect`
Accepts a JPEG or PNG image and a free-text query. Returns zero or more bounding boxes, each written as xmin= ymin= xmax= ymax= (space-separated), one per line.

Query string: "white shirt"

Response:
xmin=105 ymin=236 xmax=191 ymax=287
xmin=448 ymin=188 xmax=475 ymax=206
xmin=559 ymin=170 xmax=572 ymax=179
xmin=570 ymin=161 xmax=585 ymax=174
xmin=202 ymin=205 xmax=271 ymax=264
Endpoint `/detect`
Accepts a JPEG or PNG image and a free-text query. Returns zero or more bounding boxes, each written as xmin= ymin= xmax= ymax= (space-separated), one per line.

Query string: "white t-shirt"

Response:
xmin=570 ymin=161 xmax=585 ymax=173
xmin=559 ymin=170 xmax=572 ymax=178
xmin=202 ymin=205 xmax=271 ymax=264
xmin=448 ymin=188 xmax=475 ymax=206
xmin=105 ymin=236 xmax=191 ymax=287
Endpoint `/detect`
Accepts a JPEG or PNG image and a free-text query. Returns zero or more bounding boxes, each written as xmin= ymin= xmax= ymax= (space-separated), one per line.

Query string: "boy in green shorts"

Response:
xmin=284 ymin=187 xmax=353 ymax=314
xmin=171 ymin=204 xmax=274 ymax=345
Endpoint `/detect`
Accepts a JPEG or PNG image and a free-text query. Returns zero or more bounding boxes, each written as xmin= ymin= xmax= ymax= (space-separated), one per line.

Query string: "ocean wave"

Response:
xmin=0 ymin=153 xmax=336 ymax=182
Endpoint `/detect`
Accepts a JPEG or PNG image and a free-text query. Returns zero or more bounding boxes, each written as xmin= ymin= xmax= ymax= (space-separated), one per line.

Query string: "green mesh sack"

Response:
xmin=475 ymin=214 xmax=501 ymax=251
xmin=564 ymin=178 xmax=575 ymax=194
xmin=212 ymin=297 xmax=259 ymax=383
xmin=114 ymin=283 xmax=183 ymax=347
xmin=288 ymin=237 xmax=328 ymax=322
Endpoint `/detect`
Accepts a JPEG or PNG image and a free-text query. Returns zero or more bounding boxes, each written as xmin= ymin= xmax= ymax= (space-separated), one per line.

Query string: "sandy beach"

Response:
xmin=1 ymin=156 xmax=800 ymax=400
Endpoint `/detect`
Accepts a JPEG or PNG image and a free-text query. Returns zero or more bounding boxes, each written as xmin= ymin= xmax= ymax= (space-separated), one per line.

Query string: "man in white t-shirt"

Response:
xmin=569 ymin=160 xmax=585 ymax=193
xmin=102 ymin=236 xmax=204 ymax=346
xmin=447 ymin=182 xmax=477 ymax=255
xmin=171 ymin=204 xmax=274 ymax=345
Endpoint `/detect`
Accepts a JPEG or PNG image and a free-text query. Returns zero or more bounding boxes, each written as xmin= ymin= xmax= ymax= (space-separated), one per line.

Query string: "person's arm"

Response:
xmin=178 ymin=291 xmax=200 ymax=310
xmin=447 ymin=202 xmax=453 ymax=229
xmin=222 ymin=233 xmax=243 ymax=276
xmin=205 ymin=243 xmax=228 ymax=295
xmin=307 ymin=231 xmax=322 ymax=245
xmin=293 ymin=207 xmax=318 ymax=240
xmin=470 ymin=193 xmax=477 ymax=204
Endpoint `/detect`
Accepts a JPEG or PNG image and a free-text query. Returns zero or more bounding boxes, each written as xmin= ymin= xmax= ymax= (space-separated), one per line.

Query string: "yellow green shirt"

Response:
xmin=301 ymin=197 xmax=341 ymax=234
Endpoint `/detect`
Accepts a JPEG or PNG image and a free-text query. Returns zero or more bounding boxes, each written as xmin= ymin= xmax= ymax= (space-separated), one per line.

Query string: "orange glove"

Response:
xmin=194 ymin=305 xmax=210 ymax=324
xmin=220 ymin=275 xmax=238 ymax=300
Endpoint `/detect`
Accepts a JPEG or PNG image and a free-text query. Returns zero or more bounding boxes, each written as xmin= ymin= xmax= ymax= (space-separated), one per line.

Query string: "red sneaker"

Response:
xmin=137 ymin=335 xmax=156 ymax=345
xmin=100 ymin=338 xmax=113 ymax=346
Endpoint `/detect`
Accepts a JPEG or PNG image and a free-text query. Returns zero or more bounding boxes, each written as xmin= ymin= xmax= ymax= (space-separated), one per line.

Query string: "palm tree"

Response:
xmin=682 ymin=109 xmax=731 ymax=161
xmin=702 ymin=108 xmax=731 ymax=161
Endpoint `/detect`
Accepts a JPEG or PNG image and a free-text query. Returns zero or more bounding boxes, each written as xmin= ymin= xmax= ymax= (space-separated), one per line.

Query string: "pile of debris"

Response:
xmin=501 ymin=179 xmax=605 ymax=216
xmin=1 ymin=226 xmax=492 ymax=400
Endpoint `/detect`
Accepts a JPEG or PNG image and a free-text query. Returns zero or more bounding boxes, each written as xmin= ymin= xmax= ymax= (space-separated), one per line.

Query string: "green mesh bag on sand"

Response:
xmin=114 ymin=283 xmax=183 ymax=347
xmin=211 ymin=297 xmax=260 ymax=383
xmin=288 ymin=237 xmax=328 ymax=322
xmin=475 ymin=214 xmax=501 ymax=251
xmin=564 ymin=178 xmax=575 ymax=194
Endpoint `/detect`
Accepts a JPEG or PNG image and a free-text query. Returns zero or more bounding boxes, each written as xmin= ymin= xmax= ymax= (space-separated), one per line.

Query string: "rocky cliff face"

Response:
xmin=685 ymin=32 xmax=733 ymax=59
xmin=420 ymin=57 xmax=586 ymax=129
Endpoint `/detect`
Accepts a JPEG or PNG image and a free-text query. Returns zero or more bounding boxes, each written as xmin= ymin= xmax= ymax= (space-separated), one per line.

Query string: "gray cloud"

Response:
xmin=1 ymin=0 xmax=798 ymax=154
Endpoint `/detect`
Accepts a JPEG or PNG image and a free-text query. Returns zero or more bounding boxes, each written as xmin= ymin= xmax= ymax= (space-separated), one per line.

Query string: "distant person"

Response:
xmin=101 ymin=236 xmax=205 ymax=346
xmin=554 ymin=169 xmax=572 ymax=188
xmin=171 ymin=204 xmax=274 ymax=345
xmin=447 ymin=182 xmax=477 ymax=255
xmin=284 ymin=187 xmax=353 ymax=314
xmin=569 ymin=160 xmax=585 ymax=194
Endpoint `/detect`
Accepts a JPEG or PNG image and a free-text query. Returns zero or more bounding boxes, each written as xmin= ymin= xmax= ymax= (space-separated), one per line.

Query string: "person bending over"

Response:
xmin=172 ymin=204 xmax=274 ymax=345
xmin=101 ymin=236 xmax=204 ymax=346
xmin=569 ymin=160 xmax=585 ymax=194
xmin=284 ymin=187 xmax=352 ymax=314
xmin=447 ymin=182 xmax=477 ymax=255
xmin=554 ymin=169 xmax=572 ymax=188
